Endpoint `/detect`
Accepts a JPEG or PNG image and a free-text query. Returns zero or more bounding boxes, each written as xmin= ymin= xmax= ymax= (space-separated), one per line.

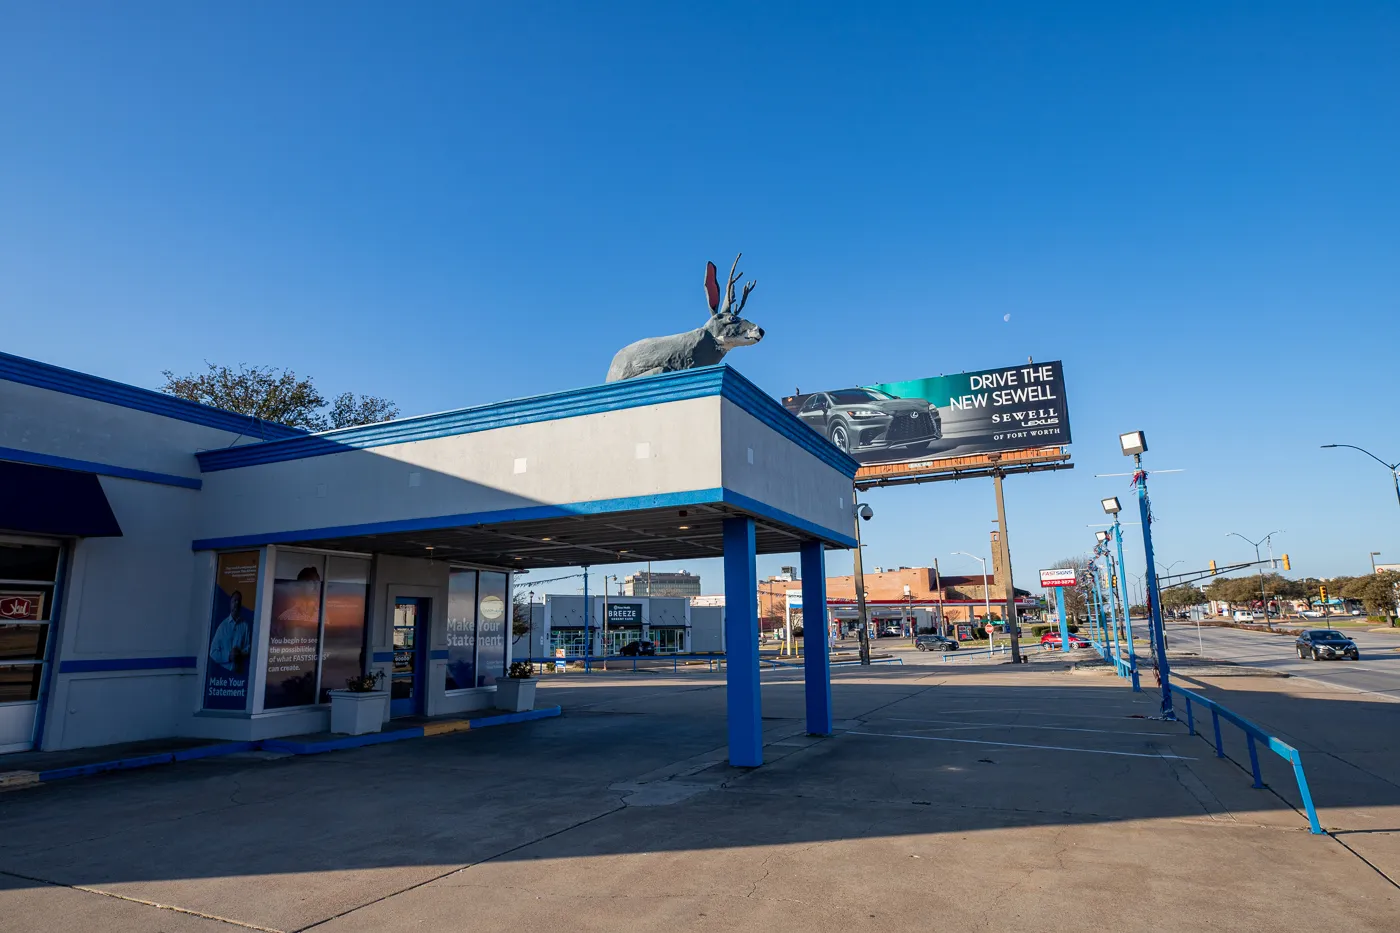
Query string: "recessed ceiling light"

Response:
xmin=541 ymin=536 xmax=552 ymax=541
xmin=514 ymin=556 xmax=523 ymax=560
xmin=678 ymin=525 xmax=690 ymax=530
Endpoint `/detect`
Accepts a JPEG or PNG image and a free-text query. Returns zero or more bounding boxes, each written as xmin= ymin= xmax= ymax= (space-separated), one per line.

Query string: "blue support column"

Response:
xmin=1114 ymin=519 xmax=1137 ymax=669
xmin=1055 ymin=586 xmax=1070 ymax=653
xmin=723 ymin=517 xmax=763 ymax=767
xmin=800 ymin=540 xmax=833 ymax=736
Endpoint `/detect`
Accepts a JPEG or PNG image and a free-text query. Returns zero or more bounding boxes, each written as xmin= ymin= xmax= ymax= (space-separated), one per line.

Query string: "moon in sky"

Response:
xmin=1003 ymin=313 xmax=1011 ymax=322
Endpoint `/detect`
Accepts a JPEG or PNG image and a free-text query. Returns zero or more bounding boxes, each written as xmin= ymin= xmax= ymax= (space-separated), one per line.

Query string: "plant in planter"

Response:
xmin=328 ymin=670 xmax=388 ymax=736
xmin=495 ymin=661 xmax=537 ymax=712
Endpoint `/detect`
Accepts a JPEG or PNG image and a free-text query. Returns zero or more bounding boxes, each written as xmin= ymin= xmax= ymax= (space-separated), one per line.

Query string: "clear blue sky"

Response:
xmin=3 ymin=3 xmax=1397 ymax=596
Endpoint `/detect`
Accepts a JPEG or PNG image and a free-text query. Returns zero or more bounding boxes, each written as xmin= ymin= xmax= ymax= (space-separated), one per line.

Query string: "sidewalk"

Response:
xmin=1 ymin=662 xmax=1394 ymax=932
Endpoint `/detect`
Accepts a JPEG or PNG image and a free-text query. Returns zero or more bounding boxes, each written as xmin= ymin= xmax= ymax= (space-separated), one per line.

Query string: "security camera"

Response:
xmin=857 ymin=504 xmax=874 ymax=521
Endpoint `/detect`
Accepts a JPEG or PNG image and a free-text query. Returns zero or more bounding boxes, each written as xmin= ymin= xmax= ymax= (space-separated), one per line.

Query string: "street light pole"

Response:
xmin=1121 ymin=431 xmax=1175 ymax=719
xmin=1322 ymin=444 xmax=1400 ymax=512
xmin=1228 ymin=530 xmax=1282 ymax=620
xmin=953 ymin=551 xmax=992 ymax=656
xmin=1100 ymin=500 xmax=1138 ymax=670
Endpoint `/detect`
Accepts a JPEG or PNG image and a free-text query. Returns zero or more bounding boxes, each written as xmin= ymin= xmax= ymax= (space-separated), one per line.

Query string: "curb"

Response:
xmin=1 ymin=707 xmax=562 ymax=788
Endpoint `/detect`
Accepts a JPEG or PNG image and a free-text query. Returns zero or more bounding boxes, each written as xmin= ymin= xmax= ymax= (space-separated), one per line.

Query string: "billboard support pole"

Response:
xmin=993 ymin=470 xmax=1023 ymax=664
xmin=852 ymin=492 xmax=872 ymax=666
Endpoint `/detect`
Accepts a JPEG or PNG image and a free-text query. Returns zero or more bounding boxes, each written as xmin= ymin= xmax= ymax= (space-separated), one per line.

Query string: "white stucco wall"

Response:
xmin=194 ymin=397 xmax=726 ymax=543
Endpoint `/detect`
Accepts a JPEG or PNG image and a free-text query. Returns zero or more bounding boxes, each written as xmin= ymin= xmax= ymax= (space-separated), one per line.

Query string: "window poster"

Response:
xmin=265 ymin=555 xmax=324 ymax=709
xmin=476 ymin=571 xmax=508 ymax=687
xmin=318 ymin=557 xmax=369 ymax=702
xmin=203 ymin=551 xmax=260 ymax=711
xmin=445 ymin=570 xmax=477 ymax=690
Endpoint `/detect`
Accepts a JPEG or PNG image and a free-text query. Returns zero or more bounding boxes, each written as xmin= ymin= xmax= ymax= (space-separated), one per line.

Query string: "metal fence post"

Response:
xmin=1184 ymin=695 xmax=1195 ymax=735
xmin=1247 ymin=735 xmax=1264 ymax=788
xmin=1212 ymin=709 xmax=1224 ymax=757
xmin=1290 ymin=750 xmax=1325 ymax=834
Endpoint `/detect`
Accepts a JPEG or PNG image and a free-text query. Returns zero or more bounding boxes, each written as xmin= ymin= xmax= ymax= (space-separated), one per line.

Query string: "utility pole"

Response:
xmin=992 ymin=470 xmax=1023 ymax=663
xmin=852 ymin=492 xmax=872 ymax=666
xmin=933 ymin=558 xmax=945 ymax=636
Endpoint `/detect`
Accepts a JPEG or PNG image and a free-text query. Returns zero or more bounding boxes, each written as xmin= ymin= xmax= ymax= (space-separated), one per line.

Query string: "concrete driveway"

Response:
xmin=1 ymin=661 xmax=1395 ymax=932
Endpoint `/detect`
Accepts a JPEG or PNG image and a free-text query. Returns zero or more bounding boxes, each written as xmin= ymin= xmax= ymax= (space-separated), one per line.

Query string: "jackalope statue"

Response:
xmin=605 ymin=254 xmax=765 ymax=382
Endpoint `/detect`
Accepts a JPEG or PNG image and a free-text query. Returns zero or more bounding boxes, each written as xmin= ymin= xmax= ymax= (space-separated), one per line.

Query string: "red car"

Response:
xmin=1040 ymin=631 xmax=1089 ymax=649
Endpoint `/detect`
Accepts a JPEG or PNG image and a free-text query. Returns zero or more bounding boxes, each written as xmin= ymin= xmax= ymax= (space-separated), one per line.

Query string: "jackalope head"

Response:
xmin=703 ymin=254 xmax=764 ymax=350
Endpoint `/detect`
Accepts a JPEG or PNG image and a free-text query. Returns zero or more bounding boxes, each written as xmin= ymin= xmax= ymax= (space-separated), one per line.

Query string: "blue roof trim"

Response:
xmin=0 ymin=351 xmax=304 ymax=441
xmin=0 ymin=445 xmax=202 ymax=490
xmin=194 ymin=365 xmax=858 ymax=477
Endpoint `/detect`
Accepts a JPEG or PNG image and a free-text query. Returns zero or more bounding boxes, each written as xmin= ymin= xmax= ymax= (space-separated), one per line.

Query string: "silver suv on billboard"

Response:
xmin=794 ymin=388 xmax=942 ymax=456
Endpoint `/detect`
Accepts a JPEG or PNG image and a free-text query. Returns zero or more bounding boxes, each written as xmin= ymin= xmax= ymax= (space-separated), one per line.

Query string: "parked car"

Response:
xmin=619 ymin=640 xmax=657 ymax=657
xmin=913 ymin=634 xmax=959 ymax=652
xmin=1300 ymin=610 xmax=1323 ymax=619
xmin=1040 ymin=631 xmax=1089 ymax=649
xmin=1295 ymin=630 xmax=1359 ymax=661
xmin=1232 ymin=610 xmax=1256 ymax=622
xmin=794 ymin=388 xmax=942 ymax=457
xmin=881 ymin=622 xmax=904 ymax=638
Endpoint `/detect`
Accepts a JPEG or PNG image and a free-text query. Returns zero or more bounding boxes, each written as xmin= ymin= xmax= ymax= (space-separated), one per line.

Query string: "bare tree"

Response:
xmin=161 ymin=363 xmax=398 ymax=431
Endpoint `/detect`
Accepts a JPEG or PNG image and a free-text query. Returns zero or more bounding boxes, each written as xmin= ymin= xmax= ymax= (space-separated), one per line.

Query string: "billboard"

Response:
xmin=1039 ymin=568 xmax=1078 ymax=588
xmin=783 ymin=361 xmax=1070 ymax=467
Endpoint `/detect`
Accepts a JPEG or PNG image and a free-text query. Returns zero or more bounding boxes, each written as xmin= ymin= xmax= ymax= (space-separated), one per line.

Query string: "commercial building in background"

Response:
xmin=623 ymin=570 xmax=701 ymax=598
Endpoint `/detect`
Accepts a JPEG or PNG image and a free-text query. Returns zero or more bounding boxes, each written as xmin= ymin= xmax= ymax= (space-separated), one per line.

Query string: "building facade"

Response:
xmin=1 ymin=352 xmax=857 ymax=761
xmin=622 ymin=570 xmax=701 ymax=598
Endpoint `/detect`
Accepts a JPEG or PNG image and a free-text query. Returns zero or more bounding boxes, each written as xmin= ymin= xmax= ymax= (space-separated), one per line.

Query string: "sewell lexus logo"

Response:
xmin=0 ymin=596 xmax=37 ymax=619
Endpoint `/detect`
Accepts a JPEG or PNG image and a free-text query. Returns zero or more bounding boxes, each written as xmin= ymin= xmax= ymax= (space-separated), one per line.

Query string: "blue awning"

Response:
xmin=0 ymin=459 xmax=123 ymax=537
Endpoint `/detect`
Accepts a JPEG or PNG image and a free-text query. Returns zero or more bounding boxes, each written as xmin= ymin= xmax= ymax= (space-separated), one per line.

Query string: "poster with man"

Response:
xmin=203 ymin=551 xmax=259 ymax=710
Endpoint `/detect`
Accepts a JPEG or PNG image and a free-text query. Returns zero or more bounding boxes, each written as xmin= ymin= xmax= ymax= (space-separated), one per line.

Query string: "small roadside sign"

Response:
xmin=1039 ymin=568 xmax=1078 ymax=588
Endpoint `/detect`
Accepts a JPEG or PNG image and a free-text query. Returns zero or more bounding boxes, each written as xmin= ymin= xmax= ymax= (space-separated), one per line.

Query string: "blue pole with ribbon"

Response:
xmin=1135 ymin=460 xmax=1175 ymax=718
xmin=1055 ymin=585 xmax=1070 ymax=653
xmin=1114 ymin=517 xmax=1137 ymax=668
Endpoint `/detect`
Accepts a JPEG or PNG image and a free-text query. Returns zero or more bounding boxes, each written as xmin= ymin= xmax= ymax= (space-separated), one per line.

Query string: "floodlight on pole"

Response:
xmin=1102 ymin=496 xmax=1121 ymax=514
xmin=1122 ymin=429 xmax=1174 ymax=719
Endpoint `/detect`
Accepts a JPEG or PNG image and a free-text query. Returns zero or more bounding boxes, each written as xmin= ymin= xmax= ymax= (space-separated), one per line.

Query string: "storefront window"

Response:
xmin=476 ymin=571 xmax=508 ymax=687
xmin=651 ymin=628 xmax=684 ymax=653
xmin=264 ymin=553 xmax=324 ymax=709
xmin=548 ymin=628 xmax=586 ymax=657
xmin=318 ymin=557 xmax=369 ymax=701
xmin=203 ymin=551 xmax=259 ymax=711
xmin=445 ymin=570 xmax=477 ymax=691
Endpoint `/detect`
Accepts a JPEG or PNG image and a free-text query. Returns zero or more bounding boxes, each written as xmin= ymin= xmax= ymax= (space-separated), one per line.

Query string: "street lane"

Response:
xmin=1166 ymin=620 xmax=1400 ymax=701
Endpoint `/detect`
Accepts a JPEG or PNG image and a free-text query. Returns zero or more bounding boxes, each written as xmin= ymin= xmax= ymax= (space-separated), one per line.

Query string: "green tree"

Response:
xmin=160 ymin=363 xmax=398 ymax=432
xmin=1161 ymin=584 xmax=1206 ymax=611
xmin=1342 ymin=572 xmax=1399 ymax=624
xmin=1049 ymin=556 xmax=1089 ymax=621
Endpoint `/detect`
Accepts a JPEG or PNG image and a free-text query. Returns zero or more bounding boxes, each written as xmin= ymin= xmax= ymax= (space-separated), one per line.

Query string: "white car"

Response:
xmin=1232 ymin=610 xmax=1256 ymax=622
xmin=1300 ymin=610 xmax=1323 ymax=619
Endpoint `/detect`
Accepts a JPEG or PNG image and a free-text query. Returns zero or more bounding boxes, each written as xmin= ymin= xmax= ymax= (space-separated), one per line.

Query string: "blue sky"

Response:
xmin=3 ymin=3 xmax=1397 ymax=596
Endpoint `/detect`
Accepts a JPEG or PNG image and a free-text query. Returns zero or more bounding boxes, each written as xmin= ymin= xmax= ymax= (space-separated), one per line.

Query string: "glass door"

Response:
xmin=390 ymin=597 xmax=429 ymax=717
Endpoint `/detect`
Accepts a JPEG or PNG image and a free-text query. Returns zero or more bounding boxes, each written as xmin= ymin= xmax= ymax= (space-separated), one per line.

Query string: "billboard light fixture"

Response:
xmin=1120 ymin=431 xmax=1148 ymax=456
xmin=1095 ymin=530 xmax=1110 ymax=543
xmin=1101 ymin=496 xmax=1121 ymax=514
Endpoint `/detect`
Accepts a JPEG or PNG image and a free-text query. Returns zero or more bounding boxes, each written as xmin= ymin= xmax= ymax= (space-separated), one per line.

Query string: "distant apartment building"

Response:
xmin=624 ymin=570 xmax=702 ymax=598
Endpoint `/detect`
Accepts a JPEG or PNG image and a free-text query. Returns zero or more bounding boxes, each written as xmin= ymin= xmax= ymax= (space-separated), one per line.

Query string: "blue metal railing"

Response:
xmin=1171 ymin=683 xmax=1324 ymax=835
xmin=513 ymin=651 xmax=901 ymax=674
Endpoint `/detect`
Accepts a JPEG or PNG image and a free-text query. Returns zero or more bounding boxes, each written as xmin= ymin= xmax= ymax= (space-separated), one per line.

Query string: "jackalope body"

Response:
xmin=605 ymin=254 xmax=765 ymax=382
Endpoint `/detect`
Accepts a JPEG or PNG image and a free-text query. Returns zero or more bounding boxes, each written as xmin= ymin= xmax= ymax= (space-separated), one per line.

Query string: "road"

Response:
xmin=1166 ymin=619 xmax=1400 ymax=701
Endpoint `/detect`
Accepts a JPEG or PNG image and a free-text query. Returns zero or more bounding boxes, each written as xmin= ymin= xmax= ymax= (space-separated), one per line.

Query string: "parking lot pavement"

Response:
xmin=2 ymin=664 xmax=1396 ymax=932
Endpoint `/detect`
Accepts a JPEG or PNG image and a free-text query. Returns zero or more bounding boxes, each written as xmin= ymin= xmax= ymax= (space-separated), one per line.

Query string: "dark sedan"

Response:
xmin=1295 ymin=629 xmax=1359 ymax=661
xmin=913 ymin=634 xmax=959 ymax=651
xmin=794 ymin=388 xmax=941 ymax=457
xmin=619 ymin=640 xmax=657 ymax=657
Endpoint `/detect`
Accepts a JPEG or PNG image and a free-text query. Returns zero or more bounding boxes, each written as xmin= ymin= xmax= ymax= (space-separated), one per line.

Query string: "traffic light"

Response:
xmin=1209 ymin=560 xmax=1217 ymax=575
xmin=1320 ymin=585 xmax=1329 ymax=601
xmin=1282 ymin=554 xmax=1291 ymax=571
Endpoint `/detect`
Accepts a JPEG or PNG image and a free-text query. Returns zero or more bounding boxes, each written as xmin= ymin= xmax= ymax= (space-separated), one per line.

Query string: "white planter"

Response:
xmin=494 ymin=678 xmax=537 ymax=712
xmin=328 ymin=690 xmax=389 ymax=735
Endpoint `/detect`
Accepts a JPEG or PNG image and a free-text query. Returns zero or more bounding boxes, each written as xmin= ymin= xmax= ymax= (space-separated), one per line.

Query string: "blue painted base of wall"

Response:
xmin=21 ymin=707 xmax=562 ymax=784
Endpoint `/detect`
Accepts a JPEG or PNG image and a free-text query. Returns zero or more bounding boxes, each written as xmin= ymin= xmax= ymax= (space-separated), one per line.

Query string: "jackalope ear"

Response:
xmin=704 ymin=261 xmax=720 ymax=314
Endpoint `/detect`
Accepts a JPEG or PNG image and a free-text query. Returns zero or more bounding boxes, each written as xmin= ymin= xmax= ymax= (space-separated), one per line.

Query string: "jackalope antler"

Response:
xmin=719 ymin=253 xmax=757 ymax=316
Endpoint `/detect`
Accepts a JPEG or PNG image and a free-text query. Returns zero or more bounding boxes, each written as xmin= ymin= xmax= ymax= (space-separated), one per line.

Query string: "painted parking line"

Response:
xmin=882 ymin=716 xmax=1180 ymax=737
xmin=846 ymin=730 xmax=1196 ymax=759
xmin=918 ymin=707 xmax=1157 ymax=721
